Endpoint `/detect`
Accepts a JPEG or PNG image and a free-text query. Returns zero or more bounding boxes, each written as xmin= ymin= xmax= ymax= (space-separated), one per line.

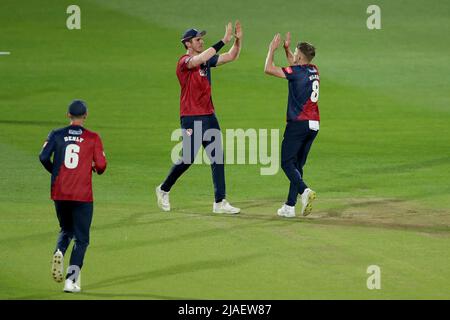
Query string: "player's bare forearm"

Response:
xmin=264 ymin=48 xmax=275 ymax=74
xmin=284 ymin=47 xmax=295 ymax=65
xmin=228 ymin=38 xmax=241 ymax=60
xmin=188 ymin=47 xmax=219 ymax=68
xmin=217 ymin=38 xmax=241 ymax=65
xmin=265 ymin=34 xmax=286 ymax=78
xmin=264 ymin=50 xmax=285 ymax=78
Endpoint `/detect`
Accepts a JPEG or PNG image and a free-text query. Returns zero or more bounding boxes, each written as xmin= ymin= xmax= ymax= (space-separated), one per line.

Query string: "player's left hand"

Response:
xmin=234 ymin=20 xmax=243 ymax=40
xmin=270 ymin=33 xmax=281 ymax=51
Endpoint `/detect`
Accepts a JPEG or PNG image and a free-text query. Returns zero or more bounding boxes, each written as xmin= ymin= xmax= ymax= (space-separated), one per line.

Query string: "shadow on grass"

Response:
xmin=98 ymin=218 xmax=274 ymax=251
xmin=12 ymin=253 xmax=265 ymax=300
xmin=2 ymin=198 xmax=448 ymax=250
xmin=83 ymin=253 xmax=265 ymax=291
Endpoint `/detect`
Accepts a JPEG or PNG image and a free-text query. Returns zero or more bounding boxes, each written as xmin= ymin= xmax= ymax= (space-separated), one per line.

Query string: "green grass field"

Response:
xmin=1 ymin=0 xmax=449 ymax=299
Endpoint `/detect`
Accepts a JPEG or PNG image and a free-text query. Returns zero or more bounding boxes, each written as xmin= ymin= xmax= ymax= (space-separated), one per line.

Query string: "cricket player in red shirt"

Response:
xmin=156 ymin=22 xmax=242 ymax=214
xmin=39 ymin=100 xmax=107 ymax=292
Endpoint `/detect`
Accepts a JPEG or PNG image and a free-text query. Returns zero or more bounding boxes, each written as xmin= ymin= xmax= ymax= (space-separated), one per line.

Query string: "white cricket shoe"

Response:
xmin=51 ymin=249 xmax=64 ymax=283
xmin=213 ymin=200 xmax=240 ymax=214
xmin=63 ymin=279 xmax=81 ymax=293
xmin=155 ymin=185 xmax=170 ymax=212
xmin=277 ymin=204 xmax=296 ymax=218
xmin=63 ymin=271 xmax=81 ymax=293
xmin=300 ymin=188 xmax=316 ymax=216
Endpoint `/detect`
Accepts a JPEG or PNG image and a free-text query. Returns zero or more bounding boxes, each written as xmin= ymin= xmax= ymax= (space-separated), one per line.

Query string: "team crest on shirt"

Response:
xmin=186 ymin=128 xmax=193 ymax=136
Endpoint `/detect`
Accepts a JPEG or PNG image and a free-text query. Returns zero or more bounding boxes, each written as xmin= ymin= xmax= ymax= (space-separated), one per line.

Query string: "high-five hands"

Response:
xmin=222 ymin=21 xmax=243 ymax=44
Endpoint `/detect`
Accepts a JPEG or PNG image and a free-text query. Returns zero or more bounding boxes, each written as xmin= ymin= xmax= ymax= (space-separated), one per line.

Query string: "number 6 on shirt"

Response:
xmin=64 ymin=144 xmax=80 ymax=169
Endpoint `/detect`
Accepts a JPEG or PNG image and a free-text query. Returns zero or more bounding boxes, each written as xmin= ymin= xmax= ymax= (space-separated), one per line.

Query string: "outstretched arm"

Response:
xmin=264 ymin=33 xmax=286 ymax=78
xmin=187 ymin=22 xmax=233 ymax=69
xmin=217 ymin=20 xmax=242 ymax=66
xmin=283 ymin=32 xmax=295 ymax=65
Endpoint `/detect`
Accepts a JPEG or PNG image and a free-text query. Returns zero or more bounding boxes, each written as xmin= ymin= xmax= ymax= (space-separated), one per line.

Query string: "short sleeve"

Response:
xmin=178 ymin=55 xmax=192 ymax=73
xmin=207 ymin=55 xmax=219 ymax=68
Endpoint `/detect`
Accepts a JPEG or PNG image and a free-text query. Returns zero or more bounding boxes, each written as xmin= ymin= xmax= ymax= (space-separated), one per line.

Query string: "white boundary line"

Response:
xmin=0 ymin=52 xmax=11 ymax=55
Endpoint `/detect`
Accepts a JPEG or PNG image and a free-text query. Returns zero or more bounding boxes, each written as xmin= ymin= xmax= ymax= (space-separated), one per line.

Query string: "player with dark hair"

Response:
xmin=156 ymin=21 xmax=242 ymax=214
xmin=39 ymin=100 xmax=107 ymax=292
xmin=264 ymin=33 xmax=320 ymax=218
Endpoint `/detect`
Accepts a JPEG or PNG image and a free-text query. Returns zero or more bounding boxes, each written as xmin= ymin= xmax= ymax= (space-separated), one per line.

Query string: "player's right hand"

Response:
xmin=270 ymin=33 xmax=281 ymax=51
xmin=222 ymin=22 xmax=233 ymax=44
xmin=283 ymin=32 xmax=291 ymax=49
xmin=234 ymin=20 xmax=243 ymax=40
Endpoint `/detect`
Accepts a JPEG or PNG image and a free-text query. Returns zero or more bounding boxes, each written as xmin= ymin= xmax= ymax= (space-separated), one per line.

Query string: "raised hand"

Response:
xmin=283 ymin=32 xmax=291 ymax=49
xmin=270 ymin=33 xmax=281 ymax=51
xmin=234 ymin=20 xmax=243 ymax=40
xmin=222 ymin=22 xmax=233 ymax=44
